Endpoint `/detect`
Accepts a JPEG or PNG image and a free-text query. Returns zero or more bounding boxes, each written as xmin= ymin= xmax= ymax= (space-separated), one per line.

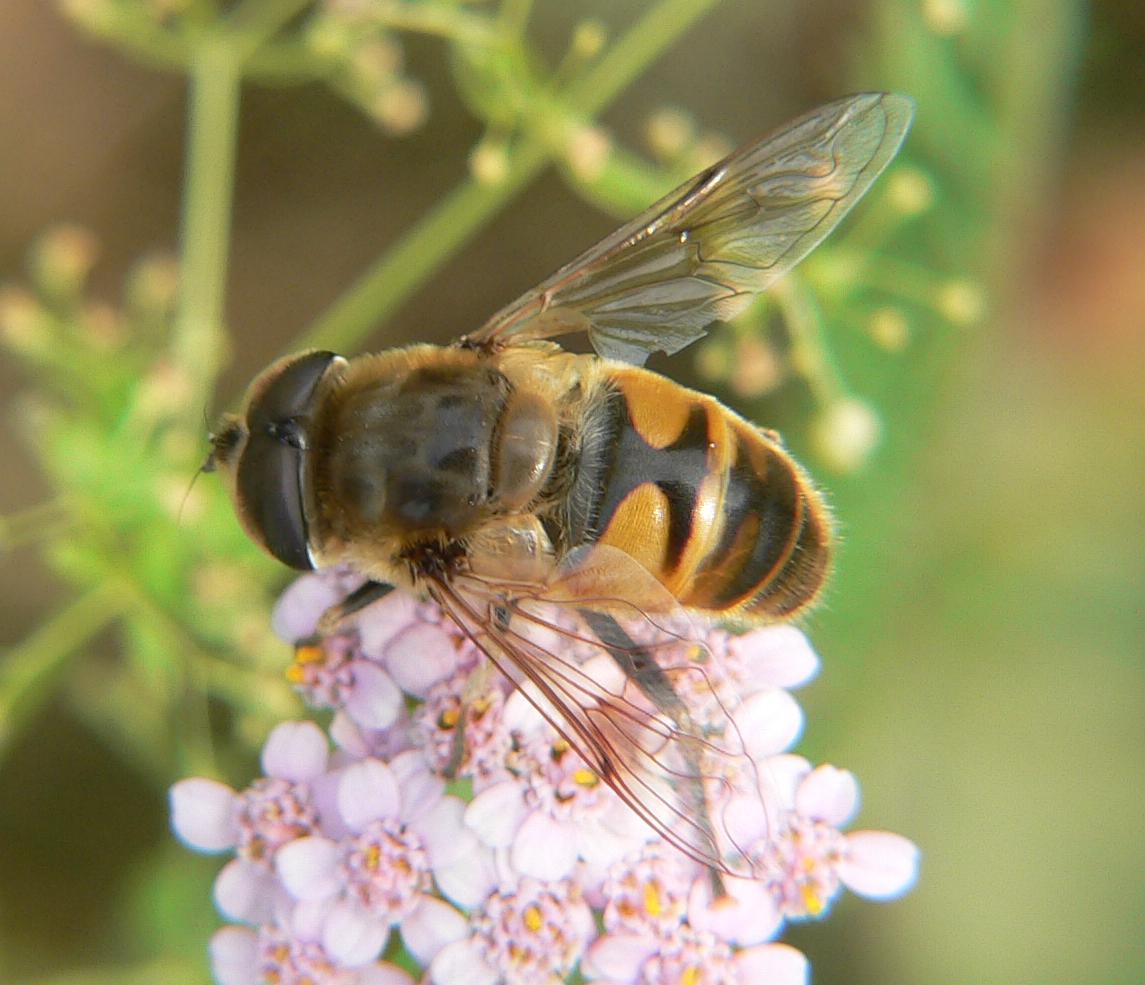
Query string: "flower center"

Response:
xmin=474 ymin=880 xmax=586 ymax=984
xmin=258 ymin=925 xmax=356 ymax=985
xmin=237 ymin=777 xmax=317 ymax=867
xmin=754 ymin=814 xmax=845 ymax=919
xmin=285 ymin=636 xmax=357 ymax=710
xmin=340 ymin=817 xmax=430 ymax=922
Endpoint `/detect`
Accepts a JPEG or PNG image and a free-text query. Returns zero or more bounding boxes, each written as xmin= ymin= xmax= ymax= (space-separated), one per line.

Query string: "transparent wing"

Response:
xmin=466 ymin=92 xmax=914 ymax=364
xmin=427 ymin=550 xmax=779 ymax=878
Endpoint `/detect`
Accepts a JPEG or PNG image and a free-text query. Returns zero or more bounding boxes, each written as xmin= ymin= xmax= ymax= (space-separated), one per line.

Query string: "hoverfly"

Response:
xmin=208 ymin=93 xmax=913 ymax=875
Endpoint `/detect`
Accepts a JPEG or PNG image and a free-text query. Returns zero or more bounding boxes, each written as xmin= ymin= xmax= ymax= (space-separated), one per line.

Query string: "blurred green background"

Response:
xmin=1 ymin=1 xmax=1142 ymax=984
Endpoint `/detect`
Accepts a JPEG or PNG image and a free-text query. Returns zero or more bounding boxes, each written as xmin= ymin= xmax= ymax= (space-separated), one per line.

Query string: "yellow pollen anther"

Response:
xmin=285 ymin=664 xmax=308 ymax=684
xmin=439 ymin=708 xmax=460 ymax=729
xmin=681 ymin=966 xmax=699 ymax=985
xmin=573 ymin=768 xmax=599 ymax=787
xmin=366 ymin=844 xmax=381 ymax=870
xmin=294 ymin=644 xmax=324 ymax=664
xmin=643 ymin=881 xmax=662 ymax=917
xmin=524 ymin=904 xmax=544 ymax=933
xmin=801 ymin=883 xmax=825 ymax=916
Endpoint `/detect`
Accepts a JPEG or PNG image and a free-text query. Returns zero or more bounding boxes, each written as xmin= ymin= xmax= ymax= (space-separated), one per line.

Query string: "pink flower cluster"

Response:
xmin=171 ymin=571 xmax=919 ymax=984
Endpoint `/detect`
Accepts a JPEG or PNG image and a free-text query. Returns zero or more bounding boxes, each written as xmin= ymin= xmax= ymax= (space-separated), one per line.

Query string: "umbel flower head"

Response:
xmin=172 ymin=570 xmax=919 ymax=984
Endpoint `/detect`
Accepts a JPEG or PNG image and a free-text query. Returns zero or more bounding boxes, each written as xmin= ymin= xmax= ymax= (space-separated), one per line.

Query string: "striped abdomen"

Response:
xmin=566 ymin=366 xmax=831 ymax=620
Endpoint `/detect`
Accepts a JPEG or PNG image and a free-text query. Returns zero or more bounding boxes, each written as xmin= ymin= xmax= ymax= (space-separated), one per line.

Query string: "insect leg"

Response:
xmin=317 ymin=579 xmax=395 ymax=634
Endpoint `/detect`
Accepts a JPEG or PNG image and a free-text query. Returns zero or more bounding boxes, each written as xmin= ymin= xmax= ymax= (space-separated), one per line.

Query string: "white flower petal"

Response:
xmin=276 ymin=836 xmax=341 ymax=901
xmin=430 ymin=939 xmax=499 ymax=985
xmin=261 ymin=720 xmax=329 ymax=782
xmin=581 ymin=932 xmax=656 ymax=980
xmin=575 ymin=817 xmax=642 ymax=873
xmin=290 ymin=897 xmax=336 ymax=939
xmin=169 ymin=778 xmax=238 ymax=852
xmin=357 ymin=591 xmax=421 ymax=657
xmin=511 ymin=812 xmax=577 ymax=881
xmin=345 ymin=662 xmax=402 ymax=730
xmin=338 ymin=759 xmax=400 ymax=831
xmin=359 ymin=963 xmax=416 ymax=985
xmin=465 ymin=780 xmax=526 ymax=847
xmin=501 ymin=687 xmax=547 ymax=733
xmin=688 ymin=875 xmax=781 ymax=946
xmin=735 ymin=689 xmax=803 ymax=758
xmin=434 ymin=848 xmax=497 ymax=908
xmin=411 ymin=797 xmax=470 ymax=867
xmin=271 ymin=573 xmax=348 ymax=643
xmin=213 ymin=858 xmax=278 ymax=924
xmin=400 ymin=895 xmax=468 ymax=965
xmin=758 ymin=754 xmax=812 ymax=810
xmin=395 ymin=755 xmax=446 ymax=823
xmin=796 ymin=765 xmax=859 ymax=826
xmin=579 ymin=653 xmax=627 ymax=695
xmin=322 ymin=900 xmax=391 ymax=967
xmin=730 ymin=625 xmax=819 ymax=688
xmin=839 ymin=830 xmax=921 ymax=900
xmin=735 ymin=943 xmax=809 ymax=985
xmin=209 ymin=926 xmax=258 ymax=985
xmin=718 ymin=785 xmax=772 ymax=847
xmin=385 ymin=623 xmax=459 ymax=697
xmin=329 ymin=710 xmax=370 ymax=758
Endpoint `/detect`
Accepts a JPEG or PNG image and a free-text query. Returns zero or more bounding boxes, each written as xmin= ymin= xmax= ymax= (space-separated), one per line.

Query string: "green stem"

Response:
xmin=771 ymin=277 xmax=845 ymax=406
xmin=293 ymin=0 xmax=722 ymax=355
xmin=172 ymin=41 xmax=243 ymax=417
xmin=173 ymin=0 xmax=317 ymax=417
xmin=0 ymin=586 xmax=123 ymax=758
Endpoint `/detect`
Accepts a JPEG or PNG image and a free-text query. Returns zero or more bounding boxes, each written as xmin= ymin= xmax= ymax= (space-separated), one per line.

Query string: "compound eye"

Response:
xmin=236 ymin=350 xmax=338 ymax=570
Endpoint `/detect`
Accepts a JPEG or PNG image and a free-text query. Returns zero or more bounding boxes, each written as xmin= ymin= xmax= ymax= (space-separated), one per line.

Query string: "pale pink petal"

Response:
xmin=322 ymin=900 xmax=391 ymax=967
xmin=359 ymin=963 xmax=416 ymax=985
xmin=411 ymin=797 xmax=470 ymax=867
xmin=310 ymin=768 xmax=350 ymax=840
xmin=759 ymin=754 xmax=812 ymax=810
xmin=735 ymin=689 xmax=803 ymax=758
xmin=718 ymin=786 xmax=771 ymax=847
xmin=511 ymin=812 xmax=577 ymax=881
xmin=344 ymin=661 xmax=402 ymax=730
xmin=384 ymin=623 xmax=459 ymax=697
xmin=338 ymin=759 xmax=400 ymax=831
xmin=501 ymin=687 xmax=547 ymax=733
xmin=431 ymin=939 xmax=498 ymax=985
xmin=271 ymin=573 xmax=349 ymax=642
xmin=169 ymin=778 xmax=238 ymax=852
xmin=729 ymin=626 xmax=819 ymax=688
xmin=581 ymin=932 xmax=657 ymax=980
xmin=394 ymin=752 xmax=446 ymax=823
xmin=600 ymin=797 xmax=658 ymax=842
xmin=735 ymin=942 xmax=809 ymax=985
xmin=399 ymin=895 xmax=469 ymax=965
xmin=329 ymin=710 xmax=371 ymax=758
xmin=578 ymin=654 xmax=627 ymax=695
xmin=796 ymin=765 xmax=859 ymax=826
xmin=465 ymin=780 xmax=526 ymax=847
xmin=688 ymin=875 xmax=781 ymax=946
xmin=839 ymin=830 xmax=920 ymax=900
xmin=276 ymin=835 xmax=341 ymax=901
xmin=261 ymin=720 xmax=329 ymax=782
xmin=209 ymin=925 xmax=258 ymax=985
xmin=290 ymin=897 xmax=336 ymax=938
xmin=357 ymin=591 xmax=421 ymax=657
xmin=434 ymin=848 xmax=497 ymax=908
xmin=575 ymin=818 xmax=642 ymax=873
xmin=213 ymin=858 xmax=278 ymax=924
